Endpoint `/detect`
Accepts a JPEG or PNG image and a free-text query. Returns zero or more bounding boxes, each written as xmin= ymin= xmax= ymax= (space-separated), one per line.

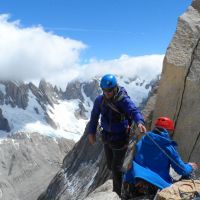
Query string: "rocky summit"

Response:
xmin=153 ymin=0 xmax=200 ymax=175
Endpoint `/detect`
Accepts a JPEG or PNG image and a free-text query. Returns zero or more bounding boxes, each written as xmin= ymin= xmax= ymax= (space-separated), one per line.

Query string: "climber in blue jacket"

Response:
xmin=88 ymin=74 xmax=146 ymax=196
xmin=123 ymin=116 xmax=197 ymax=198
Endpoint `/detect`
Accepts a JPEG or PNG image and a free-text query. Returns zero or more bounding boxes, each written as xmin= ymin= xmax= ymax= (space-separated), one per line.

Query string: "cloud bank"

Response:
xmin=0 ymin=14 xmax=164 ymax=89
xmin=78 ymin=54 xmax=163 ymax=82
xmin=0 ymin=14 xmax=86 ymax=81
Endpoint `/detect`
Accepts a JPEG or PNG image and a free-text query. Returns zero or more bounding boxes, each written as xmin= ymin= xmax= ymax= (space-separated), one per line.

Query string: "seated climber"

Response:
xmin=122 ymin=116 xmax=198 ymax=199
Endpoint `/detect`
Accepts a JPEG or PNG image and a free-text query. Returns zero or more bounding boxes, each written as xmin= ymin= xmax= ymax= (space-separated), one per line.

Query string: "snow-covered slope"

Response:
xmin=0 ymin=81 xmax=89 ymax=141
xmin=0 ymin=75 xmax=158 ymax=142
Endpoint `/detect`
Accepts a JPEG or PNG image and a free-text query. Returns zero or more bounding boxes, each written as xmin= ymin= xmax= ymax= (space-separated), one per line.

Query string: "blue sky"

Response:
xmin=0 ymin=0 xmax=192 ymax=88
xmin=0 ymin=0 xmax=192 ymax=61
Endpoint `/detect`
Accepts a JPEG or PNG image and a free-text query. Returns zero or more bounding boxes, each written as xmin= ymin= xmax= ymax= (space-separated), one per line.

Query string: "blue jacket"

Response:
xmin=88 ymin=87 xmax=144 ymax=141
xmin=124 ymin=128 xmax=192 ymax=189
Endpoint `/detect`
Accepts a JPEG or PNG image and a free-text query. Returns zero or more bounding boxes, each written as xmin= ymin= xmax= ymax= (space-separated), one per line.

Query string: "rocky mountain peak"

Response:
xmin=64 ymin=80 xmax=84 ymax=101
xmin=0 ymin=81 xmax=29 ymax=109
xmin=38 ymin=79 xmax=61 ymax=107
xmin=64 ymin=78 xmax=101 ymax=102
xmin=64 ymin=78 xmax=102 ymax=119
xmin=83 ymin=78 xmax=102 ymax=102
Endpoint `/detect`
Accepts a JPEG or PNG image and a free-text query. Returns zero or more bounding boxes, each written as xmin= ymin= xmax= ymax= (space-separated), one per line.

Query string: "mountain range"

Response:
xmin=0 ymin=75 xmax=158 ymax=200
xmin=0 ymin=76 xmax=158 ymax=141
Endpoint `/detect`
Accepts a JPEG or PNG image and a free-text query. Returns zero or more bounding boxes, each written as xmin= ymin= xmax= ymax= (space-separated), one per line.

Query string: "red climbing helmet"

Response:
xmin=154 ymin=117 xmax=174 ymax=131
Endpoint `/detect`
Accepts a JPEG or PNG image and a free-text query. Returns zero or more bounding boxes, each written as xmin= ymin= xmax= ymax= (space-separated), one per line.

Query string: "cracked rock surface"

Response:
xmin=153 ymin=0 xmax=200 ymax=175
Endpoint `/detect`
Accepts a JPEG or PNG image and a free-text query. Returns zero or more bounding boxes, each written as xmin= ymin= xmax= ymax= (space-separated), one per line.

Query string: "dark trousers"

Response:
xmin=104 ymin=142 xmax=127 ymax=196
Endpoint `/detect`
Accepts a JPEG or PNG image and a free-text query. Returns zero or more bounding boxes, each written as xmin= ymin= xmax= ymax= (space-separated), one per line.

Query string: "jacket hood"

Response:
xmin=113 ymin=86 xmax=129 ymax=100
xmin=142 ymin=128 xmax=177 ymax=147
xmin=118 ymin=86 xmax=128 ymax=95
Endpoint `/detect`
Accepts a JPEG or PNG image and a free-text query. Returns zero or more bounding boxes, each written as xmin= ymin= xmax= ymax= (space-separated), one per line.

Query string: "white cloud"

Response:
xmin=0 ymin=14 xmax=86 ymax=82
xmin=78 ymin=54 xmax=164 ymax=83
xmin=0 ymin=14 xmax=164 ymax=89
xmin=44 ymin=54 xmax=164 ymax=90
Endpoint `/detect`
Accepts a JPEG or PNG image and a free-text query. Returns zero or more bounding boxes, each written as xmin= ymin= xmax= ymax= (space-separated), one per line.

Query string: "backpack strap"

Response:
xmin=113 ymin=90 xmax=126 ymax=102
xmin=100 ymin=92 xmax=126 ymax=121
xmin=105 ymin=100 xmax=123 ymax=114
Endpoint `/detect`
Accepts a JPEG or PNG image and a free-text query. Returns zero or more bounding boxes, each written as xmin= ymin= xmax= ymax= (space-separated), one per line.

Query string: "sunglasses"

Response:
xmin=102 ymin=88 xmax=114 ymax=93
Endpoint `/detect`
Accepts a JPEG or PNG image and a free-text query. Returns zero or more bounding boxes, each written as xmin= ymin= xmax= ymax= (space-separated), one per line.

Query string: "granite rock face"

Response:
xmin=0 ymin=132 xmax=74 ymax=200
xmin=0 ymin=108 xmax=10 ymax=132
xmin=0 ymin=80 xmax=60 ymax=129
xmin=64 ymin=78 xmax=101 ymax=103
xmin=38 ymin=79 xmax=60 ymax=107
xmin=84 ymin=180 xmax=120 ymax=200
xmin=38 ymin=124 xmax=111 ymax=200
xmin=64 ymin=78 xmax=102 ymax=119
xmin=2 ymin=81 xmax=29 ymax=109
xmin=83 ymin=79 xmax=102 ymax=102
xmin=153 ymin=1 xmax=200 ymax=171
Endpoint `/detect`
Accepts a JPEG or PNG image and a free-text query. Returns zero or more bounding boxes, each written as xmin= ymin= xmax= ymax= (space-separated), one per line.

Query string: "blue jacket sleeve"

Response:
xmin=166 ymin=146 xmax=192 ymax=176
xmin=118 ymin=96 xmax=144 ymax=125
xmin=88 ymin=96 xmax=101 ymax=134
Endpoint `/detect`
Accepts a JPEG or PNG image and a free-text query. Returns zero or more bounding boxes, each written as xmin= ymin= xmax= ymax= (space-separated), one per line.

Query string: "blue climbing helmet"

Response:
xmin=100 ymin=74 xmax=117 ymax=89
